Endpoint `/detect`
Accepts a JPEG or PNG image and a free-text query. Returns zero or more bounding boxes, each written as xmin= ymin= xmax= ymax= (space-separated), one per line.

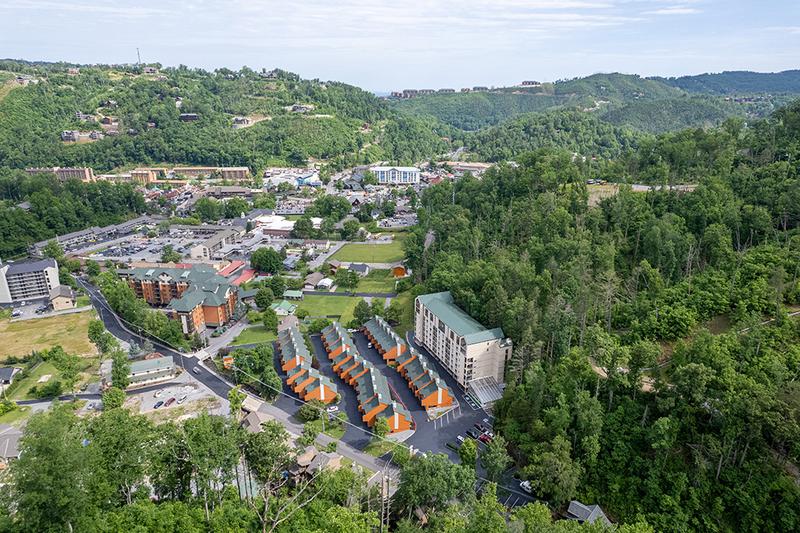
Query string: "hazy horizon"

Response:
xmin=1 ymin=0 xmax=798 ymax=92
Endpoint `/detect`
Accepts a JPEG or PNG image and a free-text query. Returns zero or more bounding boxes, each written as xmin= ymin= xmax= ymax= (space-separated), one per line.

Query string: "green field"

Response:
xmin=330 ymin=235 xmax=406 ymax=263
xmin=7 ymin=357 xmax=99 ymax=401
xmin=0 ymin=405 xmax=32 ymax=427
xmin=297 ymin=295 xmax=360 ymax=323
xmin=231 ymin=326 xmax=276 ymax=346
xmin=392 ymin=291 xmax=415 ymax=336
xmin=0 ymin=310 xmax=96 ymax=360
xmin=336 ymin=269 xmax=397 ymax=294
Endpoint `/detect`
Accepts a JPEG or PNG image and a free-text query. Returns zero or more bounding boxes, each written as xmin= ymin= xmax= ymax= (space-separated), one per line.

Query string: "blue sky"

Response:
xmin=1 ymin=0 xmax=798 ymax=91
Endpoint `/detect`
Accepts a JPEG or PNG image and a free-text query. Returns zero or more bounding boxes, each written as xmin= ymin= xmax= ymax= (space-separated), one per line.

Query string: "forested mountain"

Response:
xmin=0 ymin=168 xmax=145 ymax=257
xmin=401 ymin=101 xmax=800 ymax=531
xmin=656 ymin=69 xmax=800 ymax=94
xmin=0 ymin=60 xmax=448 ymax=171
xmin=393 ymin=72 xmax=800 ymax=142
xmin=462 ymin=110 xmax=643 ymax=161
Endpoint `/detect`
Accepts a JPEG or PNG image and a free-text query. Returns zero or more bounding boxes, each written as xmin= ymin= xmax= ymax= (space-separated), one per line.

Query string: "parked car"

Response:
xmin=367 ymin=342 xmax=373 ymax=349
xmin=177 ymin=394 xmax=188 ymax=405
xmin=326 ymin=405 xmax=339 ymax=413
xmin=153 ymin=401 xmax=164 ymax=409
xmin=153 ymin=390 xmax=164 ymax=398
xmin=164 ymin=397 xmax=176 ymax=407
xmin=466 ymin=429 xmax=480 ymax=439
xmin=10 ymin=310 xmax=21 ymax=318
xmin=192 ymin=367 xmax=201 ymax=374
xmin=456 ymin=435 xmax=465 ymax=443
xmin=478 ymin=433 xmax=491 ymax=444
xmin=520 ymin=480 xmax=533 ymax=494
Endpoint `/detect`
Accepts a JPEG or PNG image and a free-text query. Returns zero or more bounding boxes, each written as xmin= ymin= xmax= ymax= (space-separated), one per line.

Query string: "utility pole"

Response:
xmin=136 ymin=48 xmax=141 ymax=66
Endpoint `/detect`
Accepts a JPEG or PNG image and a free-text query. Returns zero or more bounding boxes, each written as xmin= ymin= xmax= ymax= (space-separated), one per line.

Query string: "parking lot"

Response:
xmin=131 ymin=373 xmax=228 ymax=419
xmin=86 ymin=236 xmax=202 ymax=263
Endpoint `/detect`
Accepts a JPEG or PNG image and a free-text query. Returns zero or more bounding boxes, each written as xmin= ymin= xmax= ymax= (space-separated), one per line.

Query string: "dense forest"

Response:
xmin=0 ymin=60 xmax=447 ymax=172
xmin=401 ymin=100 xmax=800 ymax=531
xmin=0 ymin=168 xmax=145 ymax=258
xmin=393 ymin=72 xmax=799 ymax=139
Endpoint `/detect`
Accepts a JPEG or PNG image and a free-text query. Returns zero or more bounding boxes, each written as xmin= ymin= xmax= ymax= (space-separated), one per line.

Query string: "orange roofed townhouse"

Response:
xmin=118 ymin=265 xmax=240 ymax=335
xmin=321 ymin=322 xmax=412 ymax=433
xmin=278 ymin=326 xmax=338 ymax=404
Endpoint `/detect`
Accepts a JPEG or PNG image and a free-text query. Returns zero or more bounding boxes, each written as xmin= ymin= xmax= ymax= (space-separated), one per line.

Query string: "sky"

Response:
xmin=0 ymin=0 xmax=798 ymax=92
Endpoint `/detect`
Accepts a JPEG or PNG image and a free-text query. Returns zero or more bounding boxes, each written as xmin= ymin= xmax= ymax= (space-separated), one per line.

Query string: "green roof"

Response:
xmin=270 ymin=300 xmax=297 ymax=314
xmin=284 ymin=289 xmax=303 ymax=299
xmin=122 ymin=265 xmax=237 ymax=313
xmin=129 ymin=356 xmax=175 ymax=375
xmin=417 ymin=291 xmax=505 ymax=344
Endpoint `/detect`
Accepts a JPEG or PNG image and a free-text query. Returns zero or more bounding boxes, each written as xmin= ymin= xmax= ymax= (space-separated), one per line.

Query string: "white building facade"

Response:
xmin=414 ymin=291 xmax=512 ymax=389
xmin=0 ymin=258 xmax=60 ymax=304
xmin=368 ymin=166 xmax=420 ymax=185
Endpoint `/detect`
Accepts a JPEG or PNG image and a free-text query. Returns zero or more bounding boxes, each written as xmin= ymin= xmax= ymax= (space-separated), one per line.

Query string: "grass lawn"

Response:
xmin=284 ymin=214 xmax=303 ymax=221
xmin=231 ymin=326 xmax=276 ymax=346
xmin=364 ymin=439 xmax=406 ymax=458
xmin=307 ymin=418 xmax=346 ymax=440
xmin=0 ymin=405 xmax=32 ymax=427
xmin=336 ymin=269 xmax=397 ymax=294
xmin=0 ymin=310 xmax=96 ymax=360
xmin=8 ymin=357 xmax=100 ymax=401
xmin=297 ymin=295 xmax=360 ymax=323
xmin=330 ymin=234 xmax=407 ymax=263
xmin=76 ymin=295 xmax=91 ymax=307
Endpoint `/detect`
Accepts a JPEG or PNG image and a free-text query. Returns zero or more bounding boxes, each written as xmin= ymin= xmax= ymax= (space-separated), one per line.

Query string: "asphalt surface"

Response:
xmin=79 ymin=278 xmax=534 ymax=505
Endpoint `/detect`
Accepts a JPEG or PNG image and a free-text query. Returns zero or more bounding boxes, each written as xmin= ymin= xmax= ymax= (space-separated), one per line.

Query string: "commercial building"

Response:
xmin=414 ymin=291 xmax=512 ymax=392
xmin=127 ymin=355 xmax=176 ymax=387
xmin=190 ymin=229 xmax=240 ymax=260
xmin=368 ymin=166 xmax=420 ymax=185
xmin=0 ymin=258 xmax=60 ymax=304
xmin=118 ymin=265 xmax=240 ymax=335
xmin=26 ymin=167 xmax=95 ymax=183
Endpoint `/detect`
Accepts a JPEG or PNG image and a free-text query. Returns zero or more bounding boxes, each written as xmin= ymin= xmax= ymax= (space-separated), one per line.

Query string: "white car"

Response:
xmin=326 ymin=405 xmax=339 ymax=413
xmin=520 ymin=480 xmax=533 ymax=494
xmin=456 ymin=435 xmax=465 ymax=443
xmin=177 ymin=394 xmax=188 ymax=405
xmin=192 ymin=367 xmax=201 ymax=375
xmin=367 ymin=342 xmax=373 ymax=349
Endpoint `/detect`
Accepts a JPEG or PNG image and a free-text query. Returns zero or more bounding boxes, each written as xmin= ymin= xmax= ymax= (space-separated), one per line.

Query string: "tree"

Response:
xmin=10 ymin=406 xmax=95 ymax=532
xmin=458 ymin=437 xmax=477 ymax=468
xmin=335 ymin=268 xmax=359 ymax=291
xmin=340 ymin=219 xmax=361 ymax=240
xmin=251 ymin=247 xmax=283 ymax=274
xmin=291 ymin=216 xmax=315 ymax=239
xmin=480 ymin=434 xmax=511 ymax=482
xmin=41 ymin=240 xmax=64 ymax=262
xmin=298 ymin=400 xmax=325 ymax=422
xmin=228 ymin=386 xmax=246 ymax=421
xmin=254 ymin=287 xmax=275 ymax=310
xmin=465 ymin=483 xmax=506 ymax=533
xmin=522 ymin=435 xmax=582 ymax=505
xmin=194 ymin=197 xmax=222 ymax=222
xmin=111 ymin=349 xmax=131 ymax=389
xmin=102 ymin=386 xmax=126 ymax=409
xmin=160 ymin=244 xmax=181 ymax=263
xmin=49 ymin=346 xmax=81 ymax=399
xmin=85 ymin=260 xmax=101 ymax=277
xmin=262 ymin=308 xmax=278 ymax=333
xmin=352 ymin=299 xmax=373 ymax=326
xmin=394 ymin=454 xmax=475 ymax=516
xmin=373 ymin=417 xmax=390 ymax=438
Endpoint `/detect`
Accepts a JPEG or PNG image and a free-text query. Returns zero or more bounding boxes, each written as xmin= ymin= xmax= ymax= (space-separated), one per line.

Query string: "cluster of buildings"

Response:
xmin=389 ymin=87 xmax=490 ymax=98
xmin=278 ymin=326 xmax=339 ymax=404
xmin=26 ymin=166 xmax=96 ymax=183
xmin=321 ymin=322 xmax=412 ymax=434
xmin=363 ymin=316 xmax=454 ymax=414
xmin=29 ymin=215 xmax=155 ymax=256
xmin=117 ymin=264 xmax=241 ymax=335
xmin=414 ymin=291 xmax=512 ymax=401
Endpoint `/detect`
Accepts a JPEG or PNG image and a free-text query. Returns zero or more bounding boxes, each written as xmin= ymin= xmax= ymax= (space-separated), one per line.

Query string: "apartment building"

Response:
xmin=0 ymin=258 xmax=60 ymax=304
xmin=26 ymin=167 xmax=95 ymax=183
xmin=118 ymin=265 xmax=239 ymax=335
xmin=368 ymin=166 xmax=420 ymax=185
xmin=189 ymin=229 xmax=240 ymax=260
xmin=414 ymin=291 xmax=512 ymax=389
xmin=278 ymin=326 xmax=338 ymax=404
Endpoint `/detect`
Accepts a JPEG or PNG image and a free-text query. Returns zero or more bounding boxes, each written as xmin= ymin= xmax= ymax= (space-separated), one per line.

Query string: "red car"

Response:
xmin=478 ymin=433 xmax=492 ymax=444
xmin=164 ymin=397 xmax=176 ymax=407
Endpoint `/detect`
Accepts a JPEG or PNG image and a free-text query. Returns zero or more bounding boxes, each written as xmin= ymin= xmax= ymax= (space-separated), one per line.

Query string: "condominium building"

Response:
xmin=0 ymin=258 xmax=60 ymax=304
xmin=414 ymin=291 xmax=512 ymax=389
xmin=368 ymin=166 xmax=420 ymax=185
xmin=26 ymin=167 xmax=95 ymax=183
xmin=118 ymin=265 xmax=240 ymax=335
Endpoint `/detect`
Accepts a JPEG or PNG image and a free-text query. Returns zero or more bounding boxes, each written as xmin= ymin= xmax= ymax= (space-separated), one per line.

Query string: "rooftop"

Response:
xmin=417 ymin=291 xmax=505 ymax=344
xmin=3 ymin=258 xmax=57 ymax=276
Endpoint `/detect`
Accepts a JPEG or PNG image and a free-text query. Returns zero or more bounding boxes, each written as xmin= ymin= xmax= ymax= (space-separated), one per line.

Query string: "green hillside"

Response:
xmin=656 ymin=69 xmax=800 ymax=94
xmin=599 ymin=96 xmax=745 ymax=133
xmin=0 ymin=61 xmax=448 ymax=171
xmin=463 ymin=109 xmax=643 ymax=161
xmin=553 ymin=72 xmax=684 ymax=100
